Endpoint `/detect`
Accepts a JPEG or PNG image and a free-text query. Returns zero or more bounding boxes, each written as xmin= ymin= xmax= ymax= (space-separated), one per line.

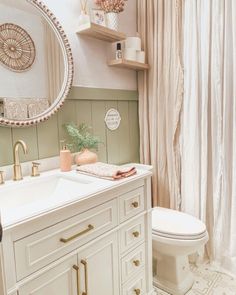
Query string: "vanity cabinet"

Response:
xmin=18 ymin=255 xmax=78 ymax=295
xmin=76 ymin=232 xmax=119 ymax=295
xmin=17 ymin=233 xmax=119 ymax=295
xmin=0 ymin=172 xmax=154 ymax=295
xmin=13 ymin=199 xmax=118 ymax=280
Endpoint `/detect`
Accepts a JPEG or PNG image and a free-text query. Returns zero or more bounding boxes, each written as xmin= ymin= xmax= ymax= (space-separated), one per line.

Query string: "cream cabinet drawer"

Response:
xmin=14 ymin=199 xmax=118 ymax=280
xmin=119 ymin=187 xmax=145 ymax=223
xmin=120 ymin=216 xmax=145 ymax=254
xmin=121 ymin=243 xmax=146 ymax=283
xmin=122 ymin=269 xmax=146 ymax=295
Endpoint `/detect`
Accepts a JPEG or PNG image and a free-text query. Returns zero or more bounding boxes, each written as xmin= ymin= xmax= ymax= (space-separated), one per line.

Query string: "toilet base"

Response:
xmin=153 ymin=253 xmax=194 ymax=295
xmin=153 ymin=276 xmax=194 ymax=295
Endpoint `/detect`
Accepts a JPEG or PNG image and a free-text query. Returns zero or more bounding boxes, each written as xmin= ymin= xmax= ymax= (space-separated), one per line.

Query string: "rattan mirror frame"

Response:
xmin=0 ymin=0 xmax=73 ymax=127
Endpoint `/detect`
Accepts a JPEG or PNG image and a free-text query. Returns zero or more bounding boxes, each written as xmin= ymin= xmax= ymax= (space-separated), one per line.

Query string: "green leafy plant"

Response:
xmin=64 ymin=123 xmax=100 ymax=152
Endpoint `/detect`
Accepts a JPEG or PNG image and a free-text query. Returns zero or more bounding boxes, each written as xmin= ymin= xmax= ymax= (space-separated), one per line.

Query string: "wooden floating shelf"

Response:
xmin=108 ymin=59 xmax=149 ymax=71
xmin=77 ymin=22 xmax=126 ymax=42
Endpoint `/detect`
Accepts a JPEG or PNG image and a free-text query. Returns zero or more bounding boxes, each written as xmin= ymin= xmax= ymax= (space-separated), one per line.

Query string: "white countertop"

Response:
xmin=0 ymin=164 xmax=152 ymax=228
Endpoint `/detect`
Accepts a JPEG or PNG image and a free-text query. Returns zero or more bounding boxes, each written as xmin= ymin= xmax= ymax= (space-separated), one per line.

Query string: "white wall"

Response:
xmin=43 ymin=0 xmax=137 ymax=90
xmin=0 ymin=5 xmax=47 ymax=98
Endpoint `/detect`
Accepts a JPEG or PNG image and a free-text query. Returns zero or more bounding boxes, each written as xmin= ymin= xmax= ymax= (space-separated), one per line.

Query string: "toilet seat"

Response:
xmin=152 ymin=207 xmax=207 ymax=241
xmin=152 ymin=230 xmax=207 ymax=240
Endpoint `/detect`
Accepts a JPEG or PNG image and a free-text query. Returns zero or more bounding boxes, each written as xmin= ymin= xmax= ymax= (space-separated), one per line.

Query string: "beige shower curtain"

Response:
xmin=138 ymin=0 xmax=236 ymax=274
xmin=182 ymin=0 xmax=236 ymax=274
xmin=138 ymin=0 xmax=184 ymax=209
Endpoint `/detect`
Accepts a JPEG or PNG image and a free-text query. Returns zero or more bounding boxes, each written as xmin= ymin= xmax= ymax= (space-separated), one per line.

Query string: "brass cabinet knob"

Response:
xmin=134 ymin=289 xmax=141 ymax=295
xmin=0 ymin=171 xmax=4 ymax=185
xmin=132 ymin=231 xmax=140 ymax=238
xmin=132 ymin=201 xmax=139 ymax=208
xmin=31 ymin=162 xmax=40 ymax=177
xmin=133 ymin=260 xmax=140 ymax=267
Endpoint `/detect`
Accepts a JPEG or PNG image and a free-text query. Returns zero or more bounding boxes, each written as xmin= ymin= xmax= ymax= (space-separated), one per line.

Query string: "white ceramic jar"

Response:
xmin=106 ymin=12 xmax=119 ymax=31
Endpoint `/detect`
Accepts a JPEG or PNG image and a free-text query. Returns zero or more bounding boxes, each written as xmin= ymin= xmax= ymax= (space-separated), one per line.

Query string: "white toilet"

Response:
xmin=152 ymin=207 xmax=209 ymax=295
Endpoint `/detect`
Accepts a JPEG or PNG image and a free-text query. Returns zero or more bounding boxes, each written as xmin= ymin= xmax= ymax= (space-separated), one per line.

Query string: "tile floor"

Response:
xmin=155 ymin=264 xmax=236 ymax=295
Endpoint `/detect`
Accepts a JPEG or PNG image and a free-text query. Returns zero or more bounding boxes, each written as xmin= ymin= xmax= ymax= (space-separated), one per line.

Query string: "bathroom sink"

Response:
xmin=0 ymin=173 xmax=96 ymax=227
xmin=0 ymin=173 xmax=94 ymax=211
xmin=0 ymin=170 xmax=112 ymax=227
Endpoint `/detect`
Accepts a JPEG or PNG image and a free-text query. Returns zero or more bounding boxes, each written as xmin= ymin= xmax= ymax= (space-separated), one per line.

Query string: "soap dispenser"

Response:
xmin=60 ymin=140 xmax=72 ymax=172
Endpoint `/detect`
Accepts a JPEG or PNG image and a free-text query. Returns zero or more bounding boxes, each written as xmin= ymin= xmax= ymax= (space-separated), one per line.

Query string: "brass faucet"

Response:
xmin=13 ymin=140 xmax=28 ymax=181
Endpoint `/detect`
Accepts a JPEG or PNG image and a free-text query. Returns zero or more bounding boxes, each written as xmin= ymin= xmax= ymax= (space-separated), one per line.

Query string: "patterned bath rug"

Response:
xmin=155 ymin=264 xmax=236 ymax=295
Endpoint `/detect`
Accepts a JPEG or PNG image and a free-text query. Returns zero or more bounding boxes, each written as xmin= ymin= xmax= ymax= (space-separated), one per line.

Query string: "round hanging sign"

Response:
xmin=105 ymin=108 xmax=121 ymax=131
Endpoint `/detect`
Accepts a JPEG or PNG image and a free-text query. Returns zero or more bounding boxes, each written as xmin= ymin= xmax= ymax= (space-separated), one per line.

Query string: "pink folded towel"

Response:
xmin=76 ymin=162 xmax=137 ymax=180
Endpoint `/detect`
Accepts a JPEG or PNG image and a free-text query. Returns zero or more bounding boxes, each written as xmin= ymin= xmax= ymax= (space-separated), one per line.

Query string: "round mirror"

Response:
xmin=0 ymin=0 xmax=73 ymax=127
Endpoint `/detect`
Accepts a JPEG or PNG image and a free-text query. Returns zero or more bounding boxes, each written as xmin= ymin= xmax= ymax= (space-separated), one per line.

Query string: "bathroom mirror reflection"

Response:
xmin=0 ymin=0 xmax=73 ymax=127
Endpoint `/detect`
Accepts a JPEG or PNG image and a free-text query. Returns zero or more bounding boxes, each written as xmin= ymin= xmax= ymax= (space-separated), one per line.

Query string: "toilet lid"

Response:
xmin=152 ymin=207 xmax=206 ymax=238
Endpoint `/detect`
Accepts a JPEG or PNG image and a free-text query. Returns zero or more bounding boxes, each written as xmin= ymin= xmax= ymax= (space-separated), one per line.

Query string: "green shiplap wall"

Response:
xmin=0 ymin=87 xmax=140 ymax=167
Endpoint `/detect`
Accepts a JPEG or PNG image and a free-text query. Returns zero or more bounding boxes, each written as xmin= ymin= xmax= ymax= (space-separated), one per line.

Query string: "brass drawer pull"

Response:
xmin=81 ymin=260 xmax=88 ymax=295
xmin=60 ymin=224 xmax=94 ymax=243
xmin=134 ymin=289 xmax=141 ymax=295
xmin=133 ymin=260 xmax=140 ymax=267
xmin=73 ymin=265 xmax=80 ymax=295
xmin=132 ymin=201 xmax=139 ymax=208
xmin=132 ymin=231 xmax=140 ymax=238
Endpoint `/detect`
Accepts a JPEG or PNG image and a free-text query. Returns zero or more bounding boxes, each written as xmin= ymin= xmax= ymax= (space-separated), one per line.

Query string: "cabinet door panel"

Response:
xmin=79 ymin=233 xmax=119 ymax=295
xmin=18 ymin=255 xmax=77 ymax=295
xmin=15 ymin=199 xmax=117 ymax=280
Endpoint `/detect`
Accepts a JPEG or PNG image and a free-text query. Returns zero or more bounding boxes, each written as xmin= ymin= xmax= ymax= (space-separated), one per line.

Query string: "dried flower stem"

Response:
xmin=94 ymin=0 xmax=128 ymax=13
xmin=80 ymin=0 xmax=88 ymax=12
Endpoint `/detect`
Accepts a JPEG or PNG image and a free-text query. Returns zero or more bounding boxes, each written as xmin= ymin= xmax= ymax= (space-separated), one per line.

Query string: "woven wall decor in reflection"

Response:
xmin=0 ymin=23 xmax=36 ymax=72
